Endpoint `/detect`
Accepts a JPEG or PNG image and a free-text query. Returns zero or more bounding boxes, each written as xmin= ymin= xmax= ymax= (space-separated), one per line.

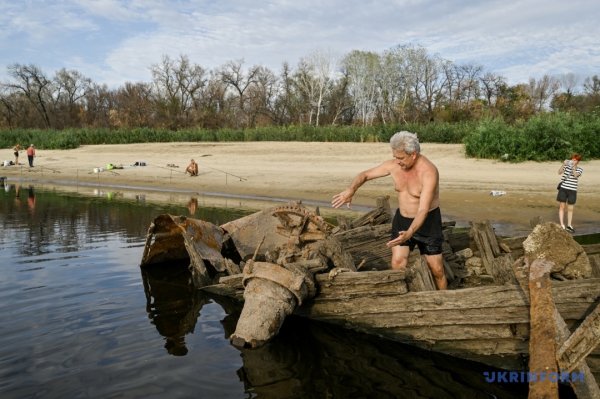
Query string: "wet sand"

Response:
xmin=3 ymin=142 xmax=600 ymax=236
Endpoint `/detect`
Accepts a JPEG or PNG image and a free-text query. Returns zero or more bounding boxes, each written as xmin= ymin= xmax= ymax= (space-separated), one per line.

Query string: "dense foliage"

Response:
xmin=464 ymin=112 xmax=600 ymax=161
xmin=0 ymin=122 xmax=476 ymax=149
xmin=2 ymin=113 xmax=598 ymax=162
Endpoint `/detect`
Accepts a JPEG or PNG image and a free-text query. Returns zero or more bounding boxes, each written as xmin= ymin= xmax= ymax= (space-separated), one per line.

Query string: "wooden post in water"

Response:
xmin=513 ymin=257 xmax=600 ymax=399
xmin=513 ymin=258 xmax=600 ymax=399
xmin=528 ymin=258 xmax=559 ymax=399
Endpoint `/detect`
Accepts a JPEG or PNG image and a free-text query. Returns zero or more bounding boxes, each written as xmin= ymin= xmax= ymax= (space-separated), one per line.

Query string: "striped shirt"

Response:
xmin=560 ymin=162 xmax=583 ymax=191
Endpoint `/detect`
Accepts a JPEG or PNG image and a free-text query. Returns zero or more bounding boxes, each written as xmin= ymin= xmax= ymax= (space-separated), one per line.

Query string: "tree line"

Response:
xmin=1 ymin=44 xmax=599 ymax=131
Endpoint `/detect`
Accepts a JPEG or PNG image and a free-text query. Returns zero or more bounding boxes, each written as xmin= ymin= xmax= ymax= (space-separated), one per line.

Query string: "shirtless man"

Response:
xmin=332 ymin=131 xmax=447 ymax=290
xmin=185 ymin=159 xmax=198 ymax=176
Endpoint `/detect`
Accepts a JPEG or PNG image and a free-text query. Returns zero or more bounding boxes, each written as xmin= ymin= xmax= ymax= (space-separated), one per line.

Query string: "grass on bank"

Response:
xmin=2 ymin=112 xmax=598 ymax=162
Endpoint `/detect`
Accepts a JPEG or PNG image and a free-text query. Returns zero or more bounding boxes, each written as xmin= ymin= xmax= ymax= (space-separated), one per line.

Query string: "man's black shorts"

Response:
xmin=391 ymin=207 xmax=444 ymax=255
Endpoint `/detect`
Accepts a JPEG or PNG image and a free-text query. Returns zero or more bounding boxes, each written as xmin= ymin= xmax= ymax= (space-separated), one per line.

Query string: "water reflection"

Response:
xmin=246 ymin=319 xmax=531 ymax=399
xmin=142 ymin=265 xmax=210 ymax=356
xmin=141 ymin=264 xmax=529 ymax=398
xmin=187 ymin=197 xmax=198 ymax=215
xmin=27 ymin=185 xmax=36 ymax=213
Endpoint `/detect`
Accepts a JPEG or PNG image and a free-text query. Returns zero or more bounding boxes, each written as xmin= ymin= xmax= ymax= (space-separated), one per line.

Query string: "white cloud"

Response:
xmin=0 ymin=0 xmax=598 ymax=88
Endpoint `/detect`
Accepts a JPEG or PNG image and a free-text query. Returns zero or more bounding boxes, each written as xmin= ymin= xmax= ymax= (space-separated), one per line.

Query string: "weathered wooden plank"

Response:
xmin=558 ymin=303 xmax=600 ymax=373
xmin=202 ymin=284 xmax=244 ymax=301
xmin=491 ymin=254 xmax=516 ymax=285
xmin=385 ymin=323 xmax=528 ymax=341
xmin=213 ymin=274 xmax=600 ymax=324
xmin=314 ymin=269 xmax=408 ymax=296
xmin=527 ymin=258 xmax=559 ymax=398
xmin=334 ymin=223 xmax=392 ymax=271
xmin=406 ymin=256 xmax=437 ymax=292
xmin=556 ymin=309 xmax=600 ymax=399
xmin=300 ymin=297 xmax=597 ymax=332
xmin=470 ymin=221 xmax=501 ymax=275
xmin=423 ymin=337 xmax=530 ymax=356
xmin=308 ymin=277 xmax=599 ymax=311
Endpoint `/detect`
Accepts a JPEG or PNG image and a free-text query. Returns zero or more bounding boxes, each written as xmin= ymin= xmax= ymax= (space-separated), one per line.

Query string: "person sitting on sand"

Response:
xmin=185 ymin=159 xmax=198 ymax=176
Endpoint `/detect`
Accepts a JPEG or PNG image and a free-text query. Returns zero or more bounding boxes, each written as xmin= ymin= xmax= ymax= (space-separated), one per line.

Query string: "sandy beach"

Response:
xmin=3 ymin=141 xmax=600 ymax=236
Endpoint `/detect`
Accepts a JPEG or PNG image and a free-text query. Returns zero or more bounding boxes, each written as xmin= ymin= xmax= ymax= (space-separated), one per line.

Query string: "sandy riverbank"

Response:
xmin=3 ymin=142 xmax=600 ymax=236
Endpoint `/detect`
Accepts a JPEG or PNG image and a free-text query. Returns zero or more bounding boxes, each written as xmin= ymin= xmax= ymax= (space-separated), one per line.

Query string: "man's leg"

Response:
xmin=391 ymin=245 xmax=410 ymax=270
xmin=424 ymin=254 xmax=447 ymax=290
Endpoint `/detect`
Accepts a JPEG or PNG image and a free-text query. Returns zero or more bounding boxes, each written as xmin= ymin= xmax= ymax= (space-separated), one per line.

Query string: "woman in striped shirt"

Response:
xmin=557 ymin=153 xmax=583 ymax=233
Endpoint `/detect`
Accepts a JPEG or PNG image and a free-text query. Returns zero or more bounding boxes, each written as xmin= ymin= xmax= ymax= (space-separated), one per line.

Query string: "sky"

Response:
xmin=1 ymin=0 xmax=599 ymax=90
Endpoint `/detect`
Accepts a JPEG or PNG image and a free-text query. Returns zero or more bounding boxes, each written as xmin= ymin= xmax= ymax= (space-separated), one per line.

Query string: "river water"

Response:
xmin=0 ymin=183 xmax=564 ymax=398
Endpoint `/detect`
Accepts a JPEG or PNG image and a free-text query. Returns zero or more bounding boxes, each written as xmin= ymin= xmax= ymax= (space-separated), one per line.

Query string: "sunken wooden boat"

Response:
xmin=139 ymin=197 xmax=600 ymax=390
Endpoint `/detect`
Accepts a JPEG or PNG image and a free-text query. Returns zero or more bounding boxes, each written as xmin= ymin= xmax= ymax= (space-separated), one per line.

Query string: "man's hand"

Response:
xmin=386 ymin=230 xmax=412 ymax=247
xmin=332 ymin=189 xmax=354 ymax=209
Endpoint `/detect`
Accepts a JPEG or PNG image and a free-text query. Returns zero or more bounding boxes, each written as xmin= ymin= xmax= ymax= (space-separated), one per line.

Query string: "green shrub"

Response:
xmin=464 ymin=112 xmax=600 ymax=161
xmin=1 ymin=114 xmax=597 ymax=161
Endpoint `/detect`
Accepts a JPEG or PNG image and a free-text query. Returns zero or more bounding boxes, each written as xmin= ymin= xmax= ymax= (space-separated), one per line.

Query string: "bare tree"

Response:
xmin=6 ymin=63 xmax=53 ymax=128
xmin=151 ymin=55 xmax=207 ymax=128
xmin=53 ymin=68 xmax=92 ymax=128
xmin=479 ymin=72 xmax=506 ymax=107
xmin=380 ymin=47 xmax=414 ymax=123
xmin=219 ymin=59 xmax=261 ymax=128
xmin=342 ymin=50 xmax=380 ymax=125
xmin=583 ymin=75 xmax=600 ymax=96
xmin=112 ymin=82 xmax=155 ymax=127
xmin=197 ymin=71 xmax=229 ymax=128
xmin=527 ymin=75 xmax=560 ymax=112
xmin=245 ymin=66 xmax=279 ymax=127
xmin=558 ymin=73 xmax=579 ymax=96
xmin=83 ymin=83 xmax=114 ymax=128
xmin=403 ymin=45 xmax=449 ymax=121
xmin=270 ymin=62 xmax=297 ymax=125
xmin=295 ymin=50 xmax=338 ymax=126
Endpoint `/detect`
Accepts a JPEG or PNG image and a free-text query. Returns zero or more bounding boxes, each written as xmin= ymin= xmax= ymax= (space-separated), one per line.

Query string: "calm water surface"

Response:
xmin=0 ymin=184 xmax=537 ymax=398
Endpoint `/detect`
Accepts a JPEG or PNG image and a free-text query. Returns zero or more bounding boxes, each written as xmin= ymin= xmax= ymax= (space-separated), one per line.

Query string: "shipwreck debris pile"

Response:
xmin=140 ymin=197 xmax=600 ymax=358
xmin=141 ymin=201 xmax=356 ymax=348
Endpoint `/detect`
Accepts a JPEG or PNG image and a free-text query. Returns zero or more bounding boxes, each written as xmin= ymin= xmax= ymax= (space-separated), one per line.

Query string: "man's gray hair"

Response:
xmin=390 ymin=131 xmax=420 ymax=154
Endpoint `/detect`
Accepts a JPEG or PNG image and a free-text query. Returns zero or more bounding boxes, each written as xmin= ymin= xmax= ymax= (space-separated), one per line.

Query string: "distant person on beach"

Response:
xmin=26 ymin=144 xmax=35 ymax=167
xmin=185 ymin=159 xmax=198 ymax=176
xmin=332 ymin=131 xmax=447 ymax=290
xmin=13 ymin=144 xmax=21 ymax=165
xmin=557 ymin=153 xmax=583 ymax=233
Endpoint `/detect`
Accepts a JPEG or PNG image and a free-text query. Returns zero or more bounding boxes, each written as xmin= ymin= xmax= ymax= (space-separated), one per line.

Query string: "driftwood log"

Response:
xmin=527 ymin=258 xmax=559 ymax=399
xmin=513 ymin=253 xmax=600 ymax=398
